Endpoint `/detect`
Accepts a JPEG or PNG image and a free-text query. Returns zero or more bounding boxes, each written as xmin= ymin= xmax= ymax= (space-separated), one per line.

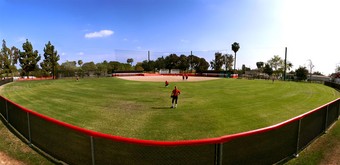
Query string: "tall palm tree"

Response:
xmin=231 ymin=42 xmax=240 ymax=71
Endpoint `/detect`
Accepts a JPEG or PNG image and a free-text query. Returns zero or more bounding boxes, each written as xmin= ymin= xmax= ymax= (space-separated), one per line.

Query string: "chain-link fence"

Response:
xmin=0 ymin=96 xmax=339 ymax=164
xmin=0 ymin=78 xmax=13 ymax=86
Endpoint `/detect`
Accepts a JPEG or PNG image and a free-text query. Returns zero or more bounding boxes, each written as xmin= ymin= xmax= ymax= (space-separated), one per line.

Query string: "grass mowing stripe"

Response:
xmin=1 ymin=78 xmax=339 ymax=141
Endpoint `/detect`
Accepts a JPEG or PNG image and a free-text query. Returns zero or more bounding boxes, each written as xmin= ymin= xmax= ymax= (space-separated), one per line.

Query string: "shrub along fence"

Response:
xmin=0 ymin=96 xmax=339 ymax=164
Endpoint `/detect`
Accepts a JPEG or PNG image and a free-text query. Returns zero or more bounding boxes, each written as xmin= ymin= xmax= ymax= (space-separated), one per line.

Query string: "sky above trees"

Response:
xmin=0 ymin=0 xmax=339 ymax=75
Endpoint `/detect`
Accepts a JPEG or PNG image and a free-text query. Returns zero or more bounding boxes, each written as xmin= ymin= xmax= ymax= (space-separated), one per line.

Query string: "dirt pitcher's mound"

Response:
xmin=117 ymin=75 xmax=220 ymax=82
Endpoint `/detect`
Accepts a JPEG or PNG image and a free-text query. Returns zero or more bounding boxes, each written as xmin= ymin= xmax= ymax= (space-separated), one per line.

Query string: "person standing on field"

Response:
xmin=171 ymin=86 xmax=181 ymax=108
xmin=165 ymin=80 xmax=169 ymax=87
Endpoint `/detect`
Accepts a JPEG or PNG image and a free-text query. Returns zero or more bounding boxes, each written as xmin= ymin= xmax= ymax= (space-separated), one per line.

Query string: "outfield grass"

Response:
xmin=1 ymin=78 xmax=339 ymax=141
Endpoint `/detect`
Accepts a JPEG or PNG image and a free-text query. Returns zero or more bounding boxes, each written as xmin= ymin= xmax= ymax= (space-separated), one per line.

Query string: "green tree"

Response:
xmin=96 ymin=62 xmax=108 ymax=77
xmin=187 ymin=54 xmax=197 ymax=72
xmin=231 ymin=42 xmax=240 ymax=71
xmin=108 ymin=61 xmax=120 ymax=73
xmin=155 ymin=56 xmax=166 ymax=70
xmin=1 ymin=40 xmax=10 ymax=77
xmin=77 ymin=60 xmax=84 ymax=77
xmin=241 ymin=64 xmax=250 ymax=74
xmin=313 ymin=71 xmax=323 ymax=76
xmin=78 ymin=60 xmax=83 ymax=67
xmin=127 ymin=58 xmax=134 ymax=66
xmin=19 ymin=39 xmax=41 ymax=78
xmin=263 ymin=63 xmax=273 ymax=76
xmin=0 ymin=40 xmax=19 ymax=78
xmin=121 ymin=63 xmax=133 ymax=71
xmin=102 ymin=60 xmax=109 ymax=73
xmin=9 ymin=46 xmax=19 ymax=77
xmin=285 ymin=62 xmax=293 ymax=72
xmin=141 ymin=60 xmax=155 ymax=71
xmin=195 ymin=58 xmax=209 ymax=72
xmin=295 ymin=66 xmax=308 ymax=81
xmin=267 ymin=55 xmax=283 ymax=72
xmin=185 ymin=55 xmax=209 ymax=72
xmin=210 ymin=52 xmax=224 ymax=71
xmin=335 ymin=64 xmax=340 ymax=73
xmin=225 ymin=54 xmax=234 ymax=71
xmin=178 ymin=54 xmax=189 ymax=71
xmin=40 ymin=41 xmax=60 ymax=79
xmin=164 ymin=54 xmax=179 ymax=70
xmin=256 ymin=61 xmax=264 ymax=72
xmin=60 ymin=61 xmax=77 ymax=77
xmin=135 ymin=62 xmax=144 ymax=71
xmin=82 ymin=62 xmax=97 ymax=76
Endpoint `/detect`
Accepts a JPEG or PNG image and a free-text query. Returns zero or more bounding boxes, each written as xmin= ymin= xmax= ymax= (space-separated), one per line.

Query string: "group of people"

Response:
xmin=165 ymin=80 xmax=181 ymax=109
xmin=182 ymin=74 xmax=189 ymax=80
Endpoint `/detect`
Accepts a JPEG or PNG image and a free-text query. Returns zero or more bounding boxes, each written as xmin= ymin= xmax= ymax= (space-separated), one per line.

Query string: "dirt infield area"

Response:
xmin=117 ymin=75 xmax=220 ymax=82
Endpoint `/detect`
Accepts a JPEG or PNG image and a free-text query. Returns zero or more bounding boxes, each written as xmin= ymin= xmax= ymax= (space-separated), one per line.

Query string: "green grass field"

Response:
xmin=1 ymin=77 xmax=339 ymax=141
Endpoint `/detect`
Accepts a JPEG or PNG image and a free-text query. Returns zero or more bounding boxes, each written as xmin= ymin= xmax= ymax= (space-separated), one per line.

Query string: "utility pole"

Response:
xmin=283 ymin=47 xmax=287 ymax=81
xmin=190 ymin=51 xmax=193 ymax=72
xmin=225 ymin=54 xmax=227 ymax=77
xmin=148 ymin=50 xmax=150 ymax=62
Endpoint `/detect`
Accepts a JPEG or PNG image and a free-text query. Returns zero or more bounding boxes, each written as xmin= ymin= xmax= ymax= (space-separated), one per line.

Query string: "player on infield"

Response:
xmin=171 ymin=86 xmax=181 ymax=108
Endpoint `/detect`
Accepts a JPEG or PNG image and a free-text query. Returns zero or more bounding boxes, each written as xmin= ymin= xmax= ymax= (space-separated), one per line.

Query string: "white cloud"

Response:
xmin=84 ymin=30 xmax=114 ymax=38
xmin=17 ymin=37 xmax=26 ymax=43
xmin=77 ymin=52 xmax=84 ymax=55
xmin=180 ymin=39 xmax=189 ymax=43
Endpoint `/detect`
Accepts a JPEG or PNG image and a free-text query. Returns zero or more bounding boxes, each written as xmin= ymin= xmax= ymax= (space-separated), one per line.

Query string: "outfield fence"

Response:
xmin=324 ymin=81 xmax=340 ymax=90
xmin=0 ymin=95 xmax=339 ymax=164
xmin=0 ymin=78 xmax=13 ymax=86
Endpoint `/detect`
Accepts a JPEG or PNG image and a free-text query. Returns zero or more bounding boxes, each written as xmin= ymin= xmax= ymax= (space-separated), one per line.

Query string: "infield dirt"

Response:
xmin=117 ymin=75 xmax=220 ymax=82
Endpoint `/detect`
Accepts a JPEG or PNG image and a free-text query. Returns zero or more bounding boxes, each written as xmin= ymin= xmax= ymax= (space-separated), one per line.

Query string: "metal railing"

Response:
xmin=0 ymin=96 xmax=339 ymax=164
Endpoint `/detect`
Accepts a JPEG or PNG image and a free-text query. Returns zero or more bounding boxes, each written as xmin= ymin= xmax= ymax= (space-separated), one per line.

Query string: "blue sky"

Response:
xmin=0 ymin=0 xmax=339 ymax=75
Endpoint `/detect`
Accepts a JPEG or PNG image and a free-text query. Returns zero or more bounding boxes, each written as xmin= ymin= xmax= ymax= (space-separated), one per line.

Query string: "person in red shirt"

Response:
xmin=165 ymin=80 xmax=169 ymax=87
xmin=171 ymin=86 xmax=181 ymax=108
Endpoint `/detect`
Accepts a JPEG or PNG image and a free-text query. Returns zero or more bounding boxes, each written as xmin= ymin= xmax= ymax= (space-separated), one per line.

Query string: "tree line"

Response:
xmin=1 ymin=39 xmax=335 ymax=81
xmin=0 ymin=40 xmax=242 ymax=78
xmin=0 ymin=39 xmax=59 ymax=79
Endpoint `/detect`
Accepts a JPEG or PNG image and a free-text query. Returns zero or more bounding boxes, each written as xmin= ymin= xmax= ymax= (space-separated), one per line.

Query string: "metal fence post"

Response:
xmin=27 ymin=112 xmax=32 ymax=145
xmin=5 ymin=100 xmax=8 ymax=122
xmin=295 ymin=119 xmax=302 ymax=157
xmin=90 ymin=136 xmax=95 ymax=165
xmin=215 ymin=143 xmax=223 ymax=165
xmin=338 ymin=99 xmax=340 ymax=119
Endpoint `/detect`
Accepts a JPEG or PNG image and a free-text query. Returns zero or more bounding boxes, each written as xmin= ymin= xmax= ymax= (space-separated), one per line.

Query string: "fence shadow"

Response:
xmin=151 ymin=106 xmax=171 ymax=109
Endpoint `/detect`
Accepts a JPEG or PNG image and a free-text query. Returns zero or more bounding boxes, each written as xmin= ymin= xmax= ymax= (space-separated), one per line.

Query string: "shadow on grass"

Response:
xmin=151 ymin=106 xmax=171 ymax=109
